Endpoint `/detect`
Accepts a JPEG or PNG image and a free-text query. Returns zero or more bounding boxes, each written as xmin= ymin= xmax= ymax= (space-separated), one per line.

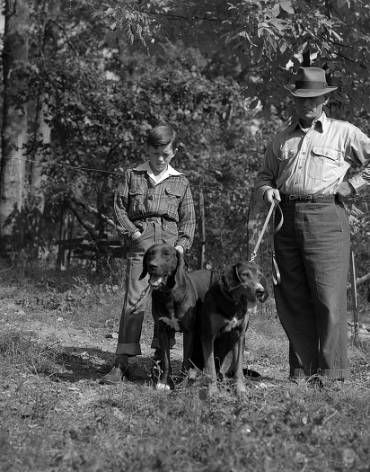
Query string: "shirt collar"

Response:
xmin=291 ymin=111 xmax=327 ymax=134
xmin=133 ymin=161 xmax=182 ymax=184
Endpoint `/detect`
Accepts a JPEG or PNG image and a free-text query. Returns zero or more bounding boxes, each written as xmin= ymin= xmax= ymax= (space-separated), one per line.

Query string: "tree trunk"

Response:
xmin=30 ymin=98 xmax=50 ymax=213
xmin=0 ymin=0 xmax=30 ymax=240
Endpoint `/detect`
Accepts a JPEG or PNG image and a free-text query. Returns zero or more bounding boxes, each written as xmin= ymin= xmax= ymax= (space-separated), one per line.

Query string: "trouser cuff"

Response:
xmin=150 ymin=336 xmax=176 ymax=350
xmin=289 ymin=367 xmax=307 ymax=379
xmin=319 ymin=368 xmax=349 ymax=380
xmin=116 ymin=343 xmax=141 ymax=356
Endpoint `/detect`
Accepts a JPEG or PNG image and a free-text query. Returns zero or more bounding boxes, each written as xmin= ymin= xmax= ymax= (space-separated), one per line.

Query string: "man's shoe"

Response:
xmin=99 ymin=366 xmax=125 ymax=385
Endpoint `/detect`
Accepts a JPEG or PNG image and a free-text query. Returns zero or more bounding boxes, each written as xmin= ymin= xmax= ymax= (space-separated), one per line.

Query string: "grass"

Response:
xmin=0 ymin=266 xmax=369 ymax=472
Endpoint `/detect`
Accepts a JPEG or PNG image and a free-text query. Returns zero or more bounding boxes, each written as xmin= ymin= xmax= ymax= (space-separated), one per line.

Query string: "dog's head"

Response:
xmin=139 ymin=243 xmax=185 ymax=290
xmin=221 ymin=261 xmax=268 ymax=305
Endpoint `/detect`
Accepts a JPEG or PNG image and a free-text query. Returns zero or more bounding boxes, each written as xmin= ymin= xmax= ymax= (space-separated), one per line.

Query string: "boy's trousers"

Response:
xmin=116 ymin=219 xmax=177 ymax=357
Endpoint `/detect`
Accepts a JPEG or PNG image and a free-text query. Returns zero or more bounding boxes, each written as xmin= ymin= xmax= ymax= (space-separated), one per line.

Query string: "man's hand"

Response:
xmin=175 ymin=245 xmax=184 ymax=255
xmin=264 ymin=188 xmax=281 ymax=204
xmin=336 ymin=182 xmax=354 ymax=202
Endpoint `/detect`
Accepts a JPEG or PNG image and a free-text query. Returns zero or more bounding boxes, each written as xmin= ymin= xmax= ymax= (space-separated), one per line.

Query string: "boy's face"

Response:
xmin=148 ymin=142 xmax=175 ymax=174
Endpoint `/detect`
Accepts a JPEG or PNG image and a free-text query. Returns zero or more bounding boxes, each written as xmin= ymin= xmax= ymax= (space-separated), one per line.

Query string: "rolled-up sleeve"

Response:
xmin=255 ymin=143 xmax=279 ymax=200
xmin=346 ymin=126 xmax=370 ymax=193
xmin=176 ymin=183 xmax=196 ymax=251
xmin=114 ymin=170 xmax=139 ymax=237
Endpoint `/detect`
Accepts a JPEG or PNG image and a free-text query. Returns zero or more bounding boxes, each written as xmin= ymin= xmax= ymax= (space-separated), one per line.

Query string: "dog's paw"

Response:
xmin=236 ymin=381 xmax=247 ymax=397
xmin=208 ymin=383 xmax=218 ymax=397
xmin=188 ymin=368 xmax=198 ymax=382
xmin=156 ymin=382 xmax=171 ymax=391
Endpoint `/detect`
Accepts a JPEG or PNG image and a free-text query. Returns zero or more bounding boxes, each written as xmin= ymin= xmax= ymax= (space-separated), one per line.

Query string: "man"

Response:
xmin=102 ymin=124 xmax=196 ymax=384
xmin=255 ymin=66 xmax=370 ymax=383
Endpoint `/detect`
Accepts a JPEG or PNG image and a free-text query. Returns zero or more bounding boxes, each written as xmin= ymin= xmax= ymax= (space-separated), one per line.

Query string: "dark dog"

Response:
xmin=139 ymin=243 xmax=214 ymax=390
xmin=200 ymin=261 xmax=268 ymax=396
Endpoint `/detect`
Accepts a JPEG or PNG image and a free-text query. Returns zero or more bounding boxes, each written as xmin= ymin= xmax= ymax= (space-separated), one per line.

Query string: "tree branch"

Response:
xmin=67 ymin=200 xmax=99 ymax=242
xmin=69 ymin=195 xmax=122 ymax=232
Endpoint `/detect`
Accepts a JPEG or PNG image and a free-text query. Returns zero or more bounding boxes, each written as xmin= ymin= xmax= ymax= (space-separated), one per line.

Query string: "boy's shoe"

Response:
xmin=100 ymin=366 xmax=125 ymax=385
xmin=99 ymin=355 xmax=129 ymax=385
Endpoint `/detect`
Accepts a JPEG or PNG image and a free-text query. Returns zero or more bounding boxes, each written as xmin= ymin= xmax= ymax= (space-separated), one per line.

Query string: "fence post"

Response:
xmin=350 ymin=248 xmax=360 ymax=347
xmin=199 ymin=182 xmax=206 ymax=269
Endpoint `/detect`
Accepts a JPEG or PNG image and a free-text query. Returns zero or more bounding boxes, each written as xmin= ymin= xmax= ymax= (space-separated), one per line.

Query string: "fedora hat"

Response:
xmin=286 ymin=67 xmax=337 ymax=97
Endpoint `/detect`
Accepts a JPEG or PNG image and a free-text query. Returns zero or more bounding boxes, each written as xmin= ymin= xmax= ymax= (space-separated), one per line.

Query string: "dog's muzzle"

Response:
xmin=148 ymin=274 xmax=166 ymax=288
xmin=255 ymin=283 xmax=266 ymax=301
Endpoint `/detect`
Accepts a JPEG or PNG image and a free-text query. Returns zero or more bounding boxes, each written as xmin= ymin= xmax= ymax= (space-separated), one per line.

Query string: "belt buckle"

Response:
xmin=288 ymin=194 xmax=296 ymax=201
xmin=305 ymin=194 xmax=313 ymax=201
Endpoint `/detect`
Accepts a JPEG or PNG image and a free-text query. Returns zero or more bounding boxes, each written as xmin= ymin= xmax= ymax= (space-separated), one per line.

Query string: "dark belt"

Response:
xmin=133 ymin=215 xmax=175 ymax=224
xmin=280 ymin=194 xmax=337 ymax=204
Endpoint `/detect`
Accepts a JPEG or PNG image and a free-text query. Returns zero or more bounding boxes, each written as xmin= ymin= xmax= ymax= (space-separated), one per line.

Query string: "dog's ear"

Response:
xmin=233 ymin=264 xmax=241 ymax=284
xmin=221 ymin=266 xmax=234 ymax=291
xmin=174 ymin=250 xmax=186 ymax=285
xmin=139 ymin=250 xmax=149 ymax=280
xmin=167 ymin=249 xmax=186 ymax=289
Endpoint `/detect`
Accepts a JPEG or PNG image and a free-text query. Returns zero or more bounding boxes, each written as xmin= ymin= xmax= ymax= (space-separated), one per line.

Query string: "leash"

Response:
xmin=127 ymin=284 xmax=153 ymax=315
xmin=271 ymin=203 xmax=283 ymax=285
xmin=249 ymin=199 xmax=284 ymax=285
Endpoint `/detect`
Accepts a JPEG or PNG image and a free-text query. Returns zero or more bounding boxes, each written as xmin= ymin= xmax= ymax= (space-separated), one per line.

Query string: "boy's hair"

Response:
xmin=147 ymin=125 xmax=176 ymax=148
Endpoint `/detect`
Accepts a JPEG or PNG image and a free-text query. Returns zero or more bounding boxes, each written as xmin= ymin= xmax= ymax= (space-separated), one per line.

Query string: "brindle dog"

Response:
xmin=200 ymin=262 xmax=268 ymax=396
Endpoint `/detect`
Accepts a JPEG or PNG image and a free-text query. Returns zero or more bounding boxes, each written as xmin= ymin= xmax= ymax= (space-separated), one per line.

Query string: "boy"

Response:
xmin=103 ymin=124 xmax=196 ymax=383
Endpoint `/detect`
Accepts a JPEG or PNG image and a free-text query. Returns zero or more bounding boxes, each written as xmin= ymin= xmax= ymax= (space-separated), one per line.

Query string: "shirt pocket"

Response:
xmin=163 ymin=186 xmax=183 ymax=221
xmin=308 ymin=147 xmax=343 ymax=182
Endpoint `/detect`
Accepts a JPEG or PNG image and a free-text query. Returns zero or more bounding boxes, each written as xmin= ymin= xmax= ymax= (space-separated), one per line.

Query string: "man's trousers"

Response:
xmin=116 ymin=220 xmax=178 ymax=357
xmin=274 ymin=200 xmax=350 ymax=379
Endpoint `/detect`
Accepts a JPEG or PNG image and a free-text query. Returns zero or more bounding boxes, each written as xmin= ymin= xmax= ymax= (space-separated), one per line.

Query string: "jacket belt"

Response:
xmin=280 ymin=194 xmax=336 ymax=204
xmin=132 ymin=215 xmax=174 ymax=224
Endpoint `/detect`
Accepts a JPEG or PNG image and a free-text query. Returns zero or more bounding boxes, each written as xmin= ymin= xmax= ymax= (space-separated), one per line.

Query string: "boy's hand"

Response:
xmin=131 ymin=230 xmax=142 ymax=240
xmin=175 ymin=245 xmax=184 ymax=254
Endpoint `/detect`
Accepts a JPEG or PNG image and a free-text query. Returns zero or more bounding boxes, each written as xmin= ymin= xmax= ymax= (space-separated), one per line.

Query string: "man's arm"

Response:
xmin=345 ymin=126 xmax=370 ymax=193
xmin=114 ymin=170 xmax=141 ymax=239
xmin=337 ymin=126 xmax=370 ymax=200
xmin=175 ymin=182 xmax=196 ymax=252
xmin=255 ymin=142 xmax=281 ymax=203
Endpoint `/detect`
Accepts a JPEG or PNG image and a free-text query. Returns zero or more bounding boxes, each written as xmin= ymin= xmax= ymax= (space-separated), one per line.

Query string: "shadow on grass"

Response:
xmin=52 ymin=346 xmax=185 ymax=387
xmin=51 ymin=346 xmax=114 ymax=382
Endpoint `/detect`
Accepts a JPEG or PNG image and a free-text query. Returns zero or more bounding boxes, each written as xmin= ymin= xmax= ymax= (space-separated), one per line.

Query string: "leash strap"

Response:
xmin=249 ymin=199 xmax=284 ymax=286
xmin=271 ymin=203 xmax=284 ymax=286
xmin=249 ymin=200 xmax=276 ymax=262
xmin=127 ymin=284 xmax=152 ymax=315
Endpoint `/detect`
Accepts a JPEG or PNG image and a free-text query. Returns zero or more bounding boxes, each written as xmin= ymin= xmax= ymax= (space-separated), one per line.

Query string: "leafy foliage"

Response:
xmin=1 ymin=0 xmax=369 ymax=281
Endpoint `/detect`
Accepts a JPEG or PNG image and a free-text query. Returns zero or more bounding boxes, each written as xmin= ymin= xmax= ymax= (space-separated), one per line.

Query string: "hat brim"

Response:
xmin=285 ymin=85 xmax=337 ymax=98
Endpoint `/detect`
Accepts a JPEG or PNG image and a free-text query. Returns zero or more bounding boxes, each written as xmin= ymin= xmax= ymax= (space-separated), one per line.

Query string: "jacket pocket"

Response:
xmin=308 ymin=147 xmax=342 ymax=182
xmin=128 ymin=189 xmax=146 ymax=216
xmin=163 ymin=186 xmax=182 ymax=221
